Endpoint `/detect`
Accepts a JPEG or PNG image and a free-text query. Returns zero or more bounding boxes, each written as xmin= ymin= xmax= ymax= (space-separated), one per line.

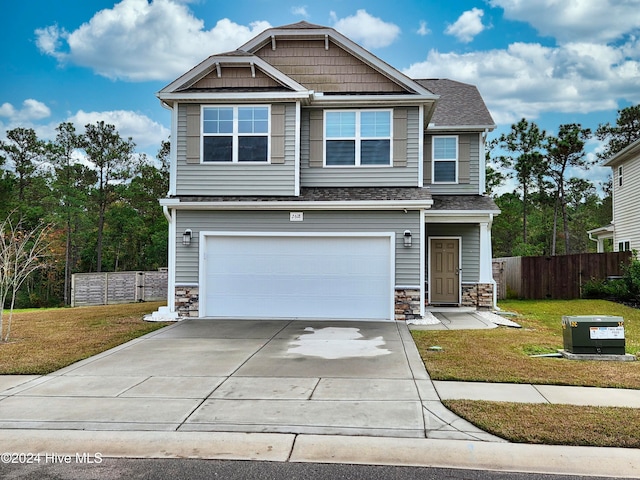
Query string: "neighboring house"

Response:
xmin=157 ymin=21 xmax=498 ymax=321
xmin=589 ymin=137 xmax=640 ymax=254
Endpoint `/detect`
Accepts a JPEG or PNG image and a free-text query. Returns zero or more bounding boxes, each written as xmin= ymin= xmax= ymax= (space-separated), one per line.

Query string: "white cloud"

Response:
xmin=417 ymin=21 xmax=430 ymax=36
xmin=330 ymin=9 xmax=400 ymax=49
xmin=35 ymin=0 xmax=271 ymax=82
xmin=291 ymin=6 xmax=309 ymax=18
xmin=404 ymin=40 xmax=640 ymax=124
xmin=445 ymin=8 xmax=486 ymax=43
xmin=0 ymin=99 xmax=51 ymax=123
xmin=489 ymin=0 xmax=640 ymax=43
xmin=68 ymin=110 xmax=170 ymax=149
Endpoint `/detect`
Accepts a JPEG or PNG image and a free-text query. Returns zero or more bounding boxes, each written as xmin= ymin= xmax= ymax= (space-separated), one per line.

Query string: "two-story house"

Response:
xmin=588 ymin=137 xmax=640 ymax=254
xmin=157 ymin=21 xmax=498 ymax=321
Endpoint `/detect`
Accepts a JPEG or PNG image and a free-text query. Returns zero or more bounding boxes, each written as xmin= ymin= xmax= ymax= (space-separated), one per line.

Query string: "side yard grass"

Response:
xmin=0 ymin=302 xmax=169 ymax=374
xmin=412 ymin=299 xmax=640 ymax=447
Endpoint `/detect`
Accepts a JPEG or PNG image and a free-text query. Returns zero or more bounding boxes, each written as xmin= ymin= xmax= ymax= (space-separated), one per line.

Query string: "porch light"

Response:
xmin=182 ymin=229 xmax=192 ymax=246
xmin=403 ymin=230 xmax=412 ymax=247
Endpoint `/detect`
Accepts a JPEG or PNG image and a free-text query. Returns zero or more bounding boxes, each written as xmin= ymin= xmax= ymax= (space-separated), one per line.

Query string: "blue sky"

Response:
xmin=2 ymin=0 xmax=640 ymax=191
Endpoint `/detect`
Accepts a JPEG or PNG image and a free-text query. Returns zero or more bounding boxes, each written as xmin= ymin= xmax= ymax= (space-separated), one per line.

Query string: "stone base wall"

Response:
xmin=395 ymin=288 xmax=422 ymax=321
xmin=175 ymin=286 xmax=199 ymax=317
xmin=461 ymin=283 xmax=494 ymax=310
xmin=423 ymin=283 xmax=494 ymax=310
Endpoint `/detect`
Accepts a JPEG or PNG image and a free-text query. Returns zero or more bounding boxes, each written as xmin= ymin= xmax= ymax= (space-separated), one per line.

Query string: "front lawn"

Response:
xmin=0 ymin=302 xmax=169 ymax=374
xmin=412 ymin=299 xmax=640 ymax=389
xmin=412 ymin=299 xmax=640 ymax=447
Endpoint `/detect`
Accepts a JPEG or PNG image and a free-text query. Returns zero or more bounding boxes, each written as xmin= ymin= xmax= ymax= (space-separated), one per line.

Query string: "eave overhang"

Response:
xmin=159 ymin=198 xmax=433 ymax=210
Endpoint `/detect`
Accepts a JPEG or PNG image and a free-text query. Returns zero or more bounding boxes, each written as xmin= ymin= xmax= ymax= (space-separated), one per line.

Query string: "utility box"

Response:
xmin=562 ymin=315 xmax=625 ymax=355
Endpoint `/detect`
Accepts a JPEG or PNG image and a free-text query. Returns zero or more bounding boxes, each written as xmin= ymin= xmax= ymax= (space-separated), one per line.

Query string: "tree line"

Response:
xmin=488 ymin=104 xmax=640 ymax=258
xmin=0 ymin=121 xmax=169 ymax=308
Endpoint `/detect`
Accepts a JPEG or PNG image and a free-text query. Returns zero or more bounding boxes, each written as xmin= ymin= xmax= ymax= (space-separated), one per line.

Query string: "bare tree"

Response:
xmin=0 ymin=215 xmax=51 ymax=342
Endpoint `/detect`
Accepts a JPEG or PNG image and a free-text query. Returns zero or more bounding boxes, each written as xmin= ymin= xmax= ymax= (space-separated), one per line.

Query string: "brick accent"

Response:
xmin=461 ymin=283 xmax=494 ymax=310
xmin=175 ymin=286 xmax=199 ymax=317
xmin=395 ymin=288 xmax=422 ymax=321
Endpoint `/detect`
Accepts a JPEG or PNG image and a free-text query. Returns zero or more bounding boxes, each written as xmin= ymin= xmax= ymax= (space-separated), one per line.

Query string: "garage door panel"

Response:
xmin=204 ymin=234 xmax=392 ymax=320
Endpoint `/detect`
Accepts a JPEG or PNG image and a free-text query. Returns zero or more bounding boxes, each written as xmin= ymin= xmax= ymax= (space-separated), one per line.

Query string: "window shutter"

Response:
xmin=271 ymin=104 xmax=285 ymax=164
xmin=423 ymin=135 xmax=432 ymax=184
xmin=186 ymin=104 xmax=200 ymax=164
xmin=309 ymin=109 xmax=323 ymax=167
xmin=393 ymin=108 xmax=407 ymax=167
xmin=459 ymin=134 xmax=470 ymax=184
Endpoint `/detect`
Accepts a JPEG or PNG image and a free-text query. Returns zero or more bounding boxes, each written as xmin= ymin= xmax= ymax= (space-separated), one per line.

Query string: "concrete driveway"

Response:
xmin=0 ymin=319 xmax=499 ymax=441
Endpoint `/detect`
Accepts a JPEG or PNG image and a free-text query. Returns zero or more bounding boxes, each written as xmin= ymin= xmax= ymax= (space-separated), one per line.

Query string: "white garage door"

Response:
xmin=203 ymin=234 xmax=393 ymax=320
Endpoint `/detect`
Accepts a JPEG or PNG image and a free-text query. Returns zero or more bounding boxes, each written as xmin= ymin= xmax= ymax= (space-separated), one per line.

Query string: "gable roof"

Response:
xmin=415 ymin=79 xmax=495 ymax=131
xmin=604 ymin=137 xmax=640 ymax=167
xmin=239 ymin=22 xmax=436 ymax=99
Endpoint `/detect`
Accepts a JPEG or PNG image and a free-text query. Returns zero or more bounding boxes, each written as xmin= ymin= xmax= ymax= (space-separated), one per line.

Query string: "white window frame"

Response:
xmin=618 ymin=165 xmax=623 ymax=187
xmin=323 ymin=109 xmax=393 ymax=167
xmin=432 ymin=135 xmax=459 ymax=184
xmin=618 ymin=240 xmax=631 ymax=252
xmin=201 ymin=105 xmax=271 ymax=164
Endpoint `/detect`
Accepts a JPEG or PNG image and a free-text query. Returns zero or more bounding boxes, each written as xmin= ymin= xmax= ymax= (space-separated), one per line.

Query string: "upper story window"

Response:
xmin=432 ymin=136 xmax=458 ymax=183
xmin=202 ymin=106 xmax=270 ymax=163
xmin=618 ymin=165 xmax=623 ymax=187
xmin=324 ymin=110 xmax=392 ymax=166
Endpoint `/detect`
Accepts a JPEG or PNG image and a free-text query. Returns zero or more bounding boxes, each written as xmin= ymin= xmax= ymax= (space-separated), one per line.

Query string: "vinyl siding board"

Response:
xmin=426 ymin=223 xmax=480 ymax=283
xmin=424 ymin=133 xmax=480 ymax=194
xmin=191 ymin=66 xmax=281 ymax=89
xmin=614 ymin=156 xmax=640 ymax=251
xmin=174 ymin=210 xmax=421 ymax=286
xmin=176 ymin=102 xmax=296 ymax=195
xmin=300 ymin=107 xmax=420 ymax=187
xmin=255 ymin=39 xmax=407 ymax=93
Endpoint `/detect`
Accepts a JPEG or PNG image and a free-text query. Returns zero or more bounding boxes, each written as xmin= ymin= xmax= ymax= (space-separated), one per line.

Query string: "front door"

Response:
xmin=430 ymin=238 xmax=460 ymax=304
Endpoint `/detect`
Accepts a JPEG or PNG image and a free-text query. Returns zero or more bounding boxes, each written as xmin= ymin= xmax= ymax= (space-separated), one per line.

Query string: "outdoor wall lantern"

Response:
xmin=403 ymin=230 xmax=412 ymax=247
xmin=182 ymin=229 xmax=192 ymax=246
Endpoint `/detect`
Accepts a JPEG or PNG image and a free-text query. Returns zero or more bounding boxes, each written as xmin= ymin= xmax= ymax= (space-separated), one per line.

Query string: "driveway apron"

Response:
xmin=0 ymin=319 xmax=498 ymax=441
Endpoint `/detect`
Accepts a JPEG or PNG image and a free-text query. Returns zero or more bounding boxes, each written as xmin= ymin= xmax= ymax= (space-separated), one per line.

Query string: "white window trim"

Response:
xmin=618 ymin=239 xmax=631 ymax=252
xmin=618 ymin=165 xmax=623 ymax=187
xmin=432 ymin=135 xmax=459 ymax=184
xmin=201 ymin=105 xmax=271 ymax=164
xmin=323 ymin=109 xmax=393 ymax=167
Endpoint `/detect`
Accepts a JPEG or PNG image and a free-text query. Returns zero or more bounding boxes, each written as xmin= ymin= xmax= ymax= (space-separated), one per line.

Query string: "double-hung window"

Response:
xmin=432 ymin=136 xmax=458 ymax=183
xmin=202 ymin=106 xmax=269 ymax=163
xmin=324 ymin=110 xmax=391 ymax=166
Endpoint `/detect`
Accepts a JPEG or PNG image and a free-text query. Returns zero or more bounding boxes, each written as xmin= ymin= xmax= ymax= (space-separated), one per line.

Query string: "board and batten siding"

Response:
xmin=174 ymin=210 xmax=421 ymax=287
xmin=424 ymin=133 xmax=480 ymax=194
xmin=426 ymin=223 xmax=480 ymax=283
xmin=613 ymin=156 xmax=640 ymax=251
xmin=176 ymin=102 xmax=297 ymax=196
xmin=299 ymin=107 xmax=421 ymax=187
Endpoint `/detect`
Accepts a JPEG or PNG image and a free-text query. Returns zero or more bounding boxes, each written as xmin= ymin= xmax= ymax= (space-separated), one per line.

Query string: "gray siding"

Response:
xmin=175 ymin=210 xmax=421 ymax=286
xmin=426 ymin=223 xmax=480 ymax=283
xmin=300 ymin=107 xmax=421 ymax=187
xmin=613 ymin=157 xmax=640 ymax=252
xmin=424 ymin=133 xmax=480 ymax=194
xmin=176 ymin=102 xmax=297 ymax=196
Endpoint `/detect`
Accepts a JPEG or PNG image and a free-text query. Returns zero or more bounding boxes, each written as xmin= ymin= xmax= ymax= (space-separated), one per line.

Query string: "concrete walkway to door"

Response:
xmin=0 ymin=319 xmax=500 ymax=441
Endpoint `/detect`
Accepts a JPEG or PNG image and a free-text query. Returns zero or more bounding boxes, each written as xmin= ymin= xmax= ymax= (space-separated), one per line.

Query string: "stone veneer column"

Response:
xmin=175 ymin=286 xmax=199 ymax=317
xmin=395 ymin=288 xmax=422 ymax=321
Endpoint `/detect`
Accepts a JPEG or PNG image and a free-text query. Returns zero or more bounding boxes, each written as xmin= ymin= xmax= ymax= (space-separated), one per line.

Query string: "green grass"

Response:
xmin=412 ymin=299 xmax=640 ymax=388
xmin=0 ymin=302 xmax=170 ymax=374
xmin=412 ymin=299 xmax=640 ymax=447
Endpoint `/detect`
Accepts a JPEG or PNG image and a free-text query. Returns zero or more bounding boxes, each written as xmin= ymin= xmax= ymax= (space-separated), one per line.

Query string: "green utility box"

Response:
xmin=562 ymin=315 xmax=625 ymax=355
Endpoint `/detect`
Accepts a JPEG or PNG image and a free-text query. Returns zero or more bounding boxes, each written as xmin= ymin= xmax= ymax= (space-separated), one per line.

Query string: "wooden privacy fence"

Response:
xmin=493 ymin=251 xmax=631 ymax=300
xmin=71 ymin=270 xmax=168 ymax=307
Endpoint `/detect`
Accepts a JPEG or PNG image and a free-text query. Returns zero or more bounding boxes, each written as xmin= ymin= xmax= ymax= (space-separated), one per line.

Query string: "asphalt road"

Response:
xmin=0 ymin=458 xmax=630 ymax=480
